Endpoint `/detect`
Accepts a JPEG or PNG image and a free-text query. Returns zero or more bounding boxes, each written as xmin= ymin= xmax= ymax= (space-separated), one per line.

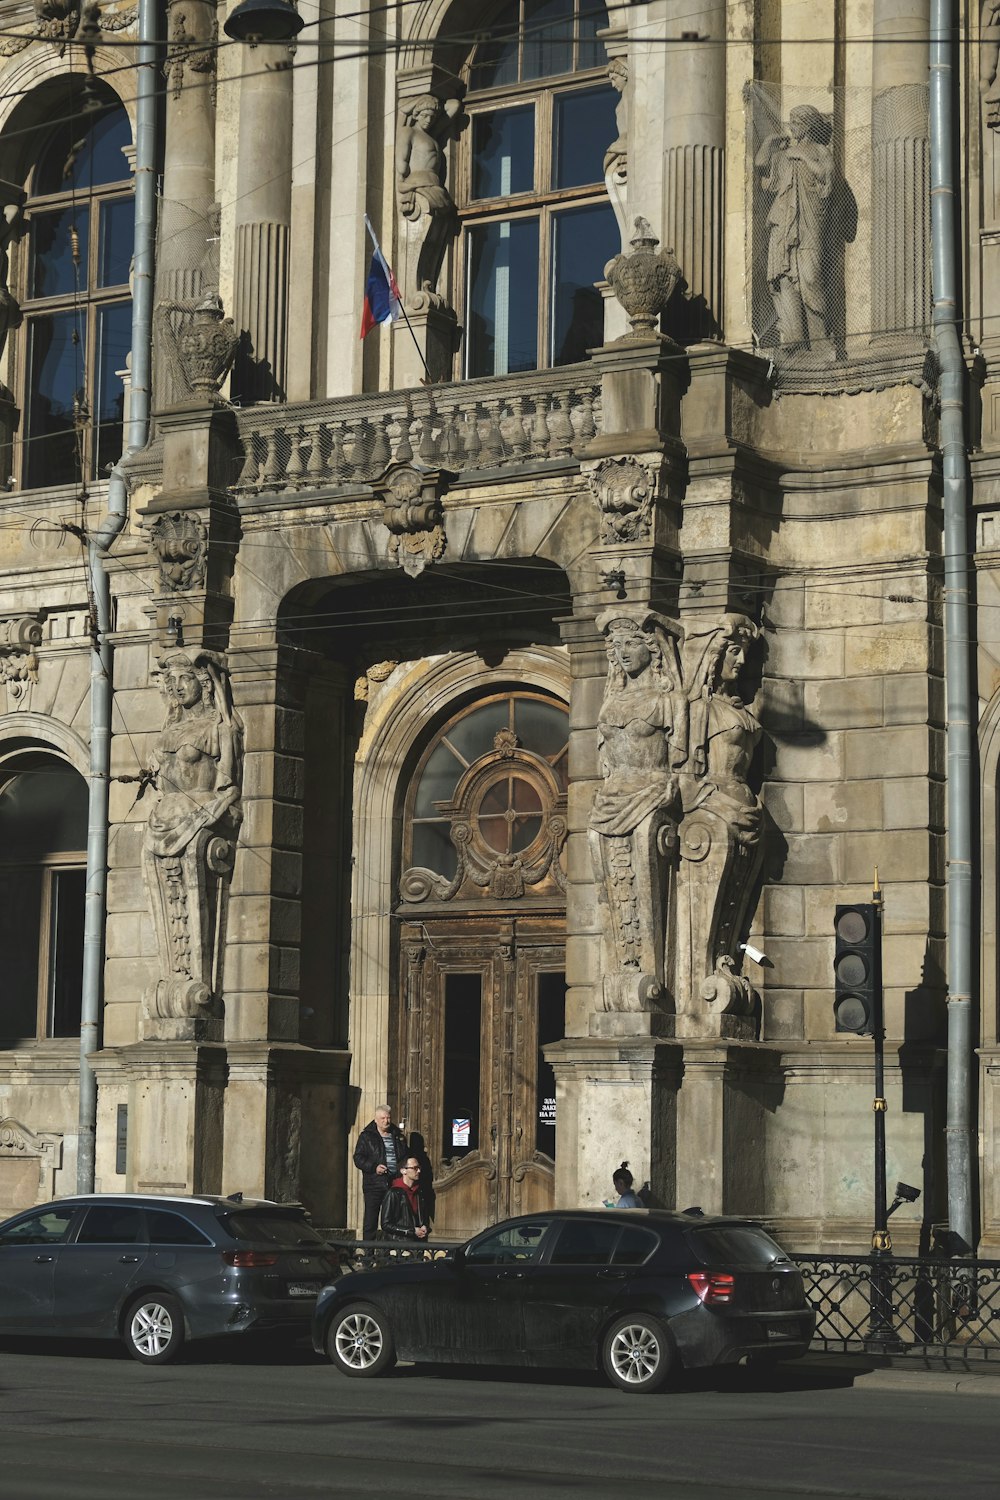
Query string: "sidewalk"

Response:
xmin=794 ymin=1350 xmax=1000 ymax=1396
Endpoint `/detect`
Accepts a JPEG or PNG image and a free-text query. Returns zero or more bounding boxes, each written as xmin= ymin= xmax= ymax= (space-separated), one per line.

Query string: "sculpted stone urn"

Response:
xmin=177 ymin=294 xmax=239 ymax=402
xmin=604 ymin=216 xmax=683 ymax=342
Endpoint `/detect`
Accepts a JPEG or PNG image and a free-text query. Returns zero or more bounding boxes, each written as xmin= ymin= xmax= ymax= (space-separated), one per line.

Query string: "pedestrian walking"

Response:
xmin=611 ymin=1162 xmax=644 ymax=1208
xmin=353 ymin=1104 xmax=409 ymax=1240
xmin=379 ymin=1156 xmax=431 ymax=1242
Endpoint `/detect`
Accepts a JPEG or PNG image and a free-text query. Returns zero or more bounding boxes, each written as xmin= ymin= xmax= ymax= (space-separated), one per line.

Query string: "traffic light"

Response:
xmin=833 ymin=903 xmax=882 ymax=1035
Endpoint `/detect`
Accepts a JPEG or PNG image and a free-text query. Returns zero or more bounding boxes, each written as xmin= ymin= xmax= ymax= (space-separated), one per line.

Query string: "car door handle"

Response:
xmin=600 ymin=1269 xmax=628 ymax=1279
xmin=118 ymin=1255 xmax=141 ymax=1264
xmin=497 ymin=1270 xmax=524 ymax=1280
xmin=33 ymin=1254 xmax=54 ymax=1264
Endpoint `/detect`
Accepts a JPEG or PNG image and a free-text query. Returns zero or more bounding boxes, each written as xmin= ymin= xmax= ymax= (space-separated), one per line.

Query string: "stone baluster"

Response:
xmin=331 ymin=421 xmax=350 ymax=481
xmin=508 ymin=396 xmax=531 ymax=459
xmin=305 ymin=422 xmax=326 ymax=486
xmin=260 ymin=428 xmax=284 ymax=490
xmin=462 ymin=406 xmax=482 ymax=468
xmin=416 ymin=409 xmax=438 ymax=466
xmin=441 ymin=407 xmax=462 ymax=469
xmin=286 ymin=426 xmax=308 ymax=488
xmin=547 ymin=394 xmax=574 ymax=458
xmin=576 ymin=389 xmax=597 ymax=445
xmin=530 ymin=400 xmax=549 ymax=457
xmin=482 ymin=402 xmax=505 ymax=465
xmin=370 ymin=415 xmax=392 ymax=475
xmin=237 ymin=431 xmax=261 ymax=490
xmin=393 ymin=412 xmax=414 ymax=465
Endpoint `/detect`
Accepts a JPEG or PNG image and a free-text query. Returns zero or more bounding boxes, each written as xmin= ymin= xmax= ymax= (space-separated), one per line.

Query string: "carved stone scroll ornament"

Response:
xmin=674 ymin=613 xmax=765 ymax=1039
xmin=379 ymin=462 xmax=448 ymax=577
xmin=0 ymin=615 xmax=42 ymax=702
xmin=588 ymin=607 xmax=688 ymax=1013
xmin=588 ymin=456 xmax=655 ymax=544
xmin=604 ymin=216 xmax=683 ymax=342
xmin=142 ymin=650 xmax=244 ymax=1027
xmin=148 ymin=510 xmax=208 ymax=592
xmin=983 ymin=0 xmax=1000 ymax=129
xmin=395 ymin=95 xmax=462 ymax=305
xmin=0 ymin=1 xmax=136 ymax=56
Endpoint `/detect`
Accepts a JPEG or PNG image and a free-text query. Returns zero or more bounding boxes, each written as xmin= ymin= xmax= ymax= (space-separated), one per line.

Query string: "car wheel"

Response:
xmin=123 ymin=1293 xmax=185 ymax=1365
xmin=601 ymin=1313 xmax=673 ymax=1394
xmin=327 ymin=1303 xmax=396 ymax=1378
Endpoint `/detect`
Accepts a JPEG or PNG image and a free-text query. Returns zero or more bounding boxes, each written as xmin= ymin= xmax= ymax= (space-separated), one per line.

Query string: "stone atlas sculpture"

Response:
xmin=142 ymin=649 xmax=244 ymax=1025
xmin=590 ymin=609 xmax=765 ymax=1035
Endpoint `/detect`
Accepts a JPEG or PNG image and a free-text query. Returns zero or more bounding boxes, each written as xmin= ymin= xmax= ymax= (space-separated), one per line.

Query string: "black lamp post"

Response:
xmin=223 ymin=0 xmax=304 ymax=43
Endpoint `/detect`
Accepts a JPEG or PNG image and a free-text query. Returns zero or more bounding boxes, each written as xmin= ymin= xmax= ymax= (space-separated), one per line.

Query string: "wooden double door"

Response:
xmin=396 ymin=917 xmax=565 ymax=1242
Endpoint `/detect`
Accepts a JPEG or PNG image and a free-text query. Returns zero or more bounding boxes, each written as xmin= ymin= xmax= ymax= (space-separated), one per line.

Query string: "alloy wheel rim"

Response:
xmin=335 ymin=1312 xmax=384 ymax=1369
xmin=131 ymin=1302 xmax=174 ymax=1357
xmin=610 ymin=1323 xmax=660 ymax=1384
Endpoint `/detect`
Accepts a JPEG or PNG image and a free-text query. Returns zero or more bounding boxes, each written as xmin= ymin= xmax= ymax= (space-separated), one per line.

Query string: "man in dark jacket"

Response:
xmin=353 ymin=1105 xmax=409 ymax=1240
xmin=379 ymin=1156 xmax=430 ymax=1242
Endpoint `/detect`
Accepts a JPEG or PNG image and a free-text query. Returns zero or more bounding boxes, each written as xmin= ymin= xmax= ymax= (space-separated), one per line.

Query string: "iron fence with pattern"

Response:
xmin=794 ymin=1254 xmax=1000 ymax=1361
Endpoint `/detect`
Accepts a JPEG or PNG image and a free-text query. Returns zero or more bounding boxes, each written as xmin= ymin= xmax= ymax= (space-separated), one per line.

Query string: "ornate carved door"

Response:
xmin=393 ymin=691 xmax=568 ymax=1242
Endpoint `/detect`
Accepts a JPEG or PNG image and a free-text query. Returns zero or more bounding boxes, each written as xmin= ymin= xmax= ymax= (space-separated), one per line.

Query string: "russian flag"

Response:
xmin=360 ymin=227 xmax=402 ymax=339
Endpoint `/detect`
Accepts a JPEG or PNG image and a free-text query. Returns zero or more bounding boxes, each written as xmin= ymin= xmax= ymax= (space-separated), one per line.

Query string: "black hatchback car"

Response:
xmin=313 ymin=1210 xmax=814 ymax=1393
xmin=0 ymin=1193 xmax=340 ymax=1363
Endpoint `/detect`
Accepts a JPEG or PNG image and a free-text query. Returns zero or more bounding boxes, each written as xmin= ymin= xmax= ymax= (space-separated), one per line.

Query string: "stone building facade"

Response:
xmin=0 ymin=0 xmax=996 ymax=1252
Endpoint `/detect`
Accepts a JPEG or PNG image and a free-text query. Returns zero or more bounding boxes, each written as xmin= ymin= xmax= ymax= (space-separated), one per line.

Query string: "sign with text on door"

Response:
xmin=452 ymin=1119 xmax=470 ymax=1147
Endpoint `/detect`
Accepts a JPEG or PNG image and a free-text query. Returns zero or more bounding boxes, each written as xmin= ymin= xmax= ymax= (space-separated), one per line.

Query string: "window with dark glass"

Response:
xmin=18 ymin=94 xmax=133 ymax=489
xmin=460 ymin=2 xmax=617 ymax=377
xmin=0 ymin=754 xmax=88 ymax=1041
xmin=549 ymin=1219 xmax=621 ymax=1266
xmin=76 ymin=1206 xmax=144 ymax=1244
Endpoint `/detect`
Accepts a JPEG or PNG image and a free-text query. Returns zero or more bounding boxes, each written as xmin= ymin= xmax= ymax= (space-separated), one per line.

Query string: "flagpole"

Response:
xmin=364 ymin=214 xmax=435 ymax=386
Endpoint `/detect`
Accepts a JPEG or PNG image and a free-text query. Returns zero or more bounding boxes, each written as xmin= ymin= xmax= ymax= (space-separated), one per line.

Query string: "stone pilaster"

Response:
xmin=90 ymin=1042 xmax=226 ymax=1194
xmin=232 ymin=41 xmax=294 ymax=401
xmin=871 ymin=0 xmax=930 ymax=341
xmin=662 ymin=4 xmax=726 ymax=341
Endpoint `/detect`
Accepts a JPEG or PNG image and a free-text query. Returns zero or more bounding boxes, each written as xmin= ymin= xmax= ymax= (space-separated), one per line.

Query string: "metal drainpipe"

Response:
xmin=77 ymin=0 xmax=158 ymax=1192
xmin=929 ymin=0 xmax=975 ymax=1250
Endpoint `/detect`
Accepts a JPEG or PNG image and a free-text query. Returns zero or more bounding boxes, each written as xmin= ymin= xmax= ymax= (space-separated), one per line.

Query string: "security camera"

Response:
xmin=740 ymin=943 xmax=772 ymax=968
xmin=894 ymin=1181 xmax=921 ymax=1203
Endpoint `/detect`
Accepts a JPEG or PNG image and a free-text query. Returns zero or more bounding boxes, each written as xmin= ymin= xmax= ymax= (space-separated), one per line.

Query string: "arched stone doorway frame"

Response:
xmin=347 ymin=645 xmax=571 ymax=1230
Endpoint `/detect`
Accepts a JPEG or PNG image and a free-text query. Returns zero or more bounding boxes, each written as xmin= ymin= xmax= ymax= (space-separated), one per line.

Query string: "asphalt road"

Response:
xmin=0 ymin=1337 xmax=997 ymax=1500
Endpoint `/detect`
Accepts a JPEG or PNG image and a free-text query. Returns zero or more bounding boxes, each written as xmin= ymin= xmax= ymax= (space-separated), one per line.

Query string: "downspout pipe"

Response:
xmin=77 ymin=0 xmax=158 ymax=1191
xmin=929 ymin=0 xmax=975 ymax=1250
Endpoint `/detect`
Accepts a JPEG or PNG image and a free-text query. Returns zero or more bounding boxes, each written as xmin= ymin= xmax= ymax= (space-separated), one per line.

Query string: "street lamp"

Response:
xmin=223 ymin=0 xmax=304 ymax=43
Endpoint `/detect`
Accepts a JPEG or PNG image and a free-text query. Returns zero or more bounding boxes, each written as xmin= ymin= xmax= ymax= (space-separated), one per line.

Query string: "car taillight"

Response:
xmin=688 ymin=1271 xmax=735 ymax=1305
xmin=222 ymin=1250 xmax=278 ymax=1268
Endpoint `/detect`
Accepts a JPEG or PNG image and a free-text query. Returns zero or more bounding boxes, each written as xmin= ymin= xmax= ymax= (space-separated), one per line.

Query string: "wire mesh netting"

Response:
xmin=746 ymin=82 xmax=931 ymax=386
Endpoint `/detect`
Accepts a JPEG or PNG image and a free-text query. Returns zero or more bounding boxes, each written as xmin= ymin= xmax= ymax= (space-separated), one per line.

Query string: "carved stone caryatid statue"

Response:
xmin=604 ymin=56 xmax=629 ymax=242
xmin=589 ymin=607 xmax=688 ymax=1013
xmin=142 ymin=650 xmax=244 ymax=1027
xmin=395 ymin=94 xmax=461 ymax=307
xmin=755 ymin=105 xmax=834 ymax=358
xmin=982 ymin=0 xmax=1000 ymax=129
xmin=674 ymin=613 xmax=765 ymax=1037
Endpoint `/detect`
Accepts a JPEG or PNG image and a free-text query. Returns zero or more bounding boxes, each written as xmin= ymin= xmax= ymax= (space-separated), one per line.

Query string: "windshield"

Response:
xmin=222 ymin=1211 xmax=326 ymax=1247
xmin=685 ymin=1226 xmax=790 ymax=1268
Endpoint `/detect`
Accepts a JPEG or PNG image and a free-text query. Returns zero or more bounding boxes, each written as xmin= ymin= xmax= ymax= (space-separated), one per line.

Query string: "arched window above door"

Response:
xmin=399 ymin=691 xmax=568 ymax=905
xmin=458 ymin=1 xmax=619 ymax=377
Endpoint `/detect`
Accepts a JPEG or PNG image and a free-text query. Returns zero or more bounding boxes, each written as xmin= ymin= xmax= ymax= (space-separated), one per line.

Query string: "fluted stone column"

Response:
xmin=156 ymin=0 xmax=219 ymax=403
xmin=232 ymin=40 xmax=294 ymax=402
xmin=872 ymin=0 xmax=931 ymax=340
xmin=662 ymin=2 xmax=725 ymax=341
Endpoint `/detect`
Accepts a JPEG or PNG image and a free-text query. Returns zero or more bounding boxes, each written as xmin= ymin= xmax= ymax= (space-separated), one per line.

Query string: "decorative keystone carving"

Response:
xmin=175 ymin=293 xmax=238 ymax=402
xmin=148 ymin=510 xmax=208 ymax=592
xmin=354 ymin=659 xmax=399 ymax=701
xmin=588 ymin=456 xmax=655 ymax=544
xmin=605 ymin=216 xmax=683 ymax=342
xmin=378 ymin=462 xmax=448 ymax=577
xmin=0 ymin=614 xmax=42 ymax=701
xmin=142 ymin=650 xmax=243 ymax=1031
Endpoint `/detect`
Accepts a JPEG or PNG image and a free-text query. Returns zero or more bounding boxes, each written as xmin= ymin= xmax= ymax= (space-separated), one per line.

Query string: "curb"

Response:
xmin=795 ymin=1354 xmax=1000 ymax=1397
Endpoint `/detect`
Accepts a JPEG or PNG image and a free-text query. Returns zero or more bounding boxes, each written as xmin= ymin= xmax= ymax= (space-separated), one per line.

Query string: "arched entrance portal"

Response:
xmin=394 ymin=690 xmax=568 ymax=1239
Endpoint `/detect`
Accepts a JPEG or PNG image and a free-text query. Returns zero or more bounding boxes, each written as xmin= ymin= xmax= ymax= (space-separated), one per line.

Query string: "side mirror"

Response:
xmin=450 ymin=1246 xmax=466 ymax=1270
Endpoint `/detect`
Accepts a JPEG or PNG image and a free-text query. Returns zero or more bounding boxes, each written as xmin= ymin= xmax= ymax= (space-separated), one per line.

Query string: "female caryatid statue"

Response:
xmin=675 ymin=614 xmax=765 ymax=1035
xmin=589 ymin=608 xmax=688 ymax=1012
xmin=142 ymin=650 xmax=244 ymax=1028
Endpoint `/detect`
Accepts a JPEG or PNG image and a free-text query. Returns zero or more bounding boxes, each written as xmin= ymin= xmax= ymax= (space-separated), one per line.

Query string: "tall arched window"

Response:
xmin=0 ymin=753 xmax=87 ymax=1041
xmin=459 ymin=0 xmax=618 ymax=377
xmin=17 ymin=89 xmax=133 ymax=489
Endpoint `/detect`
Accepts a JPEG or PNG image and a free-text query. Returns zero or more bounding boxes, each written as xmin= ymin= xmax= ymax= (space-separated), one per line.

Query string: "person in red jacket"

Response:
xmin=379 ymin=1157 xmax=431 ymax=1242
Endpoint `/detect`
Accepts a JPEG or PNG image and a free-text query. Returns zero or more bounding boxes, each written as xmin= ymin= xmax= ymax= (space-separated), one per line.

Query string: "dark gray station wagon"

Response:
xmin=0 ymin=1193 xmax=339 ymax=1363
xmin=314 ymin=1210 xmax=815 ymax=1393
